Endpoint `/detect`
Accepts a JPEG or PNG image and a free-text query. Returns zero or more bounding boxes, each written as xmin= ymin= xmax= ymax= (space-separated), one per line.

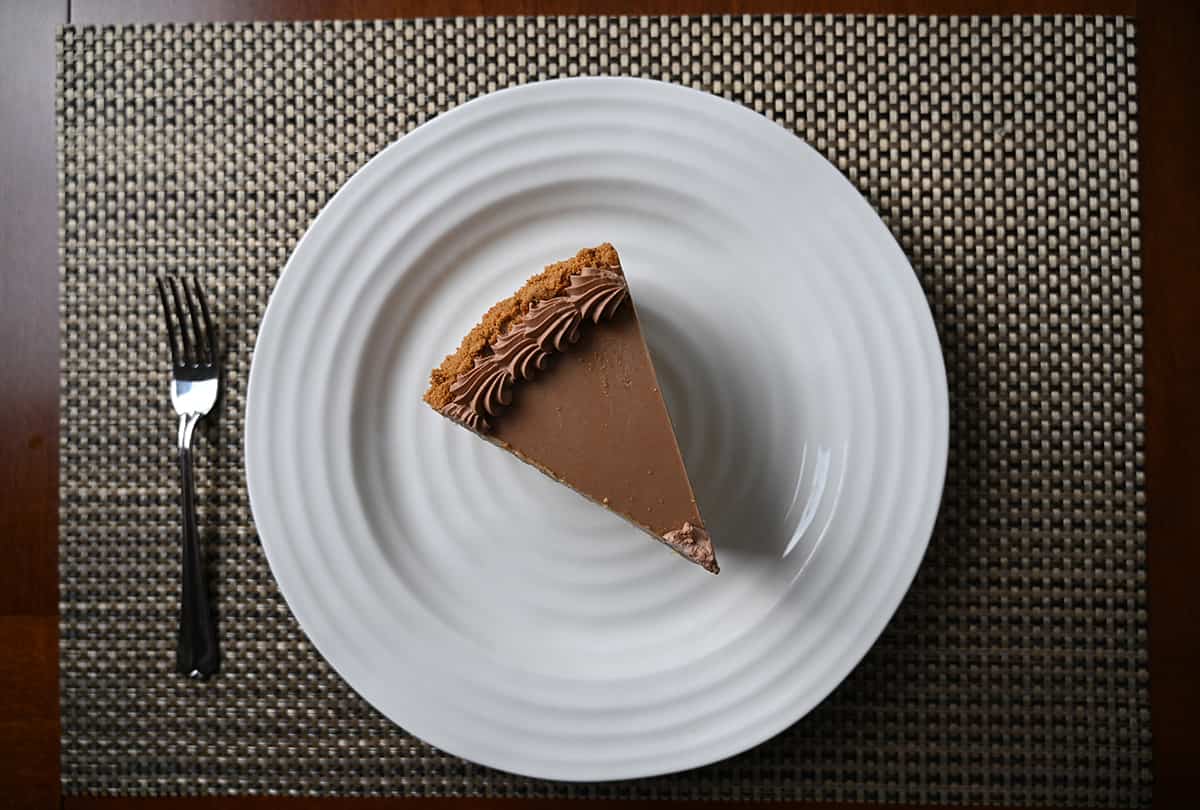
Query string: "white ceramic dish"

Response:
xmin=245 ymin=77 xmax=948 ymax=781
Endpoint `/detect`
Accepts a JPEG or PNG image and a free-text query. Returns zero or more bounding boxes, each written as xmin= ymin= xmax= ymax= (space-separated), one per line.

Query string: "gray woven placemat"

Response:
xmin=57 ymin=14 xmax=1150 ymax=806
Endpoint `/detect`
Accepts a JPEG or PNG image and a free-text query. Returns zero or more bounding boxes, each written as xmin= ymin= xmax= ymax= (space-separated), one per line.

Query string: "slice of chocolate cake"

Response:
xmin=424 ymin=243 xmax=718 ymax=573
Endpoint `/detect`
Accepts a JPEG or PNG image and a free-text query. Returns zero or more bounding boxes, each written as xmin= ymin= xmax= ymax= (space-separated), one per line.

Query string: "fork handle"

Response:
xmin=176 ymin=441 xmax=219 ymax=678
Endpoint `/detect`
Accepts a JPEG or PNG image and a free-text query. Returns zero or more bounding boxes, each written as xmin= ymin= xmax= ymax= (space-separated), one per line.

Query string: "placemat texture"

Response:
xmin=57 ymin=15 xmax=1149 ymax=806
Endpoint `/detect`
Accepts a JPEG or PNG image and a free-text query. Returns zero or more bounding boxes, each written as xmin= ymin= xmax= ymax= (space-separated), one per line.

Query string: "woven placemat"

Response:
xmin=57 ymin=15 xmax=1149 ymax=806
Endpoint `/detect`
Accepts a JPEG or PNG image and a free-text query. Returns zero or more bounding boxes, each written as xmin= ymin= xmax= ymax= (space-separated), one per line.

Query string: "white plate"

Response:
xmin=245 ymin=77 xmax=948 ymax=781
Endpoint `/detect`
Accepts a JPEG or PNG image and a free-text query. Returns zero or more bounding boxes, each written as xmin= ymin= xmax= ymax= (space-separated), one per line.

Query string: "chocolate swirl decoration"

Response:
xmin=522 ymin=296 xmax=582 ymax=351
xmin=445 ymin=356 xmax=513 ymax=431
xmin=441 ymin=402 xmax=487 ymax=432
xmin=566 ymin=266 xmax=628 ymax=322
xmin=491 ymin=327 xmax=552 ymax=381
xmin=439 ymin=270 xmax=618 ymax=432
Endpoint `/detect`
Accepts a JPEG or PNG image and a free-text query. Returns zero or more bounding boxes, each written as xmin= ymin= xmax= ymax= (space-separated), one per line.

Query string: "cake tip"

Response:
xmin=663 ymin=522 xmax=719 ymax=574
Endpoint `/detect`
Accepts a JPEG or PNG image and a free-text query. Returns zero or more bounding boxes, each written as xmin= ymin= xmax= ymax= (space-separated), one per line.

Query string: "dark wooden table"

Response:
xmin=2 ymin=1 xmax=1196 ymax=808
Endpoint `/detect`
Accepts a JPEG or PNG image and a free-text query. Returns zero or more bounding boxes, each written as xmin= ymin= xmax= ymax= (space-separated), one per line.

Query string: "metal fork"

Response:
xmin=155 ymin=274 xmax=220 ymax=678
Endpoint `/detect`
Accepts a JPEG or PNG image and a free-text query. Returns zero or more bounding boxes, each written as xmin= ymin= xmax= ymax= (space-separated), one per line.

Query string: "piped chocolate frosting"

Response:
xmin=440 ymin=265 xmax=628 ymax=432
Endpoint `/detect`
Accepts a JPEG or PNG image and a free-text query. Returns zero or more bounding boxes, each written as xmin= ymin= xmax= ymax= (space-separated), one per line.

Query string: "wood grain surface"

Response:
xmin=0 ymin=1 xmax=67 ymax=808
xmin=1137 ymin=0 xmax=1200 ymax=803
xmin=3 ymin=1 xmax=1195 ymax=809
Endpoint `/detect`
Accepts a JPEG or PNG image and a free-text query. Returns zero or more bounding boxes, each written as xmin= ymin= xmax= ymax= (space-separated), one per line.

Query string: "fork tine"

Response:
xmin=168 ymin=275 xmax=193 ymax=364
xmin=156 ymin=274 xmax=181 ymax=367
xmin=193 ymin=276 xmax=217 ymax=364
xmin=182 ymin=275 xmax=208 ymax=365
